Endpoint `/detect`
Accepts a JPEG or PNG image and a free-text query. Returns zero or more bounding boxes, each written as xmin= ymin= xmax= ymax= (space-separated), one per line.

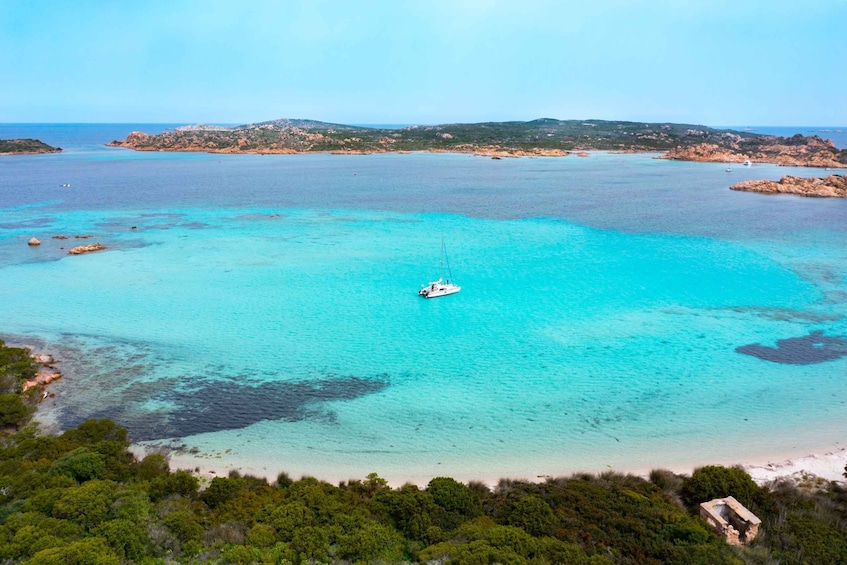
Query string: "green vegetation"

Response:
xmin=109 ymin=118 xmax=847 ymax=166
xmin=1 ymin=340 xmax=846 ymax=563
xmin=0 ymin=139 xmax=60 ymax=154
xmin=108 ymin=118 xmax=761 ymax=154
xmin=0 ymin=339 xmax=38 ymax=429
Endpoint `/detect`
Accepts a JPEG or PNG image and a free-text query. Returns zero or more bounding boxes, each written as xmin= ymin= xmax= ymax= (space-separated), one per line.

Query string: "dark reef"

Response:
xmin=63 ymin=374 xmax=390 ymax=441
xmin=736 ymin=330 xmax=847 ymax=364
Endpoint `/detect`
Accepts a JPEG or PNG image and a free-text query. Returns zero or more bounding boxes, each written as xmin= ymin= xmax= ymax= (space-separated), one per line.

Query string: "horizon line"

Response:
xmin=1 ymin=120 xmax=845 ymax=129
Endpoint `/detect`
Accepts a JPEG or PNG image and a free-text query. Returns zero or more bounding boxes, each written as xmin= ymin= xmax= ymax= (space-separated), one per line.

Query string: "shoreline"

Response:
xmin=138 ymin=437 xmax=847 ymax=489
xmin=105 ymin=143 xmax=847 ymax=168
xmin=9 ymin=337 xmax=847 ymax=489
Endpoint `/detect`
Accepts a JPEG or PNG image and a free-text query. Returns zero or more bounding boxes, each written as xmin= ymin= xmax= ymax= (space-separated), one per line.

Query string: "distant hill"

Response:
xmin=108 ymin=118 xmax=847 ymax=167
xmin=0 ymin=138 xmax=61 ymax=155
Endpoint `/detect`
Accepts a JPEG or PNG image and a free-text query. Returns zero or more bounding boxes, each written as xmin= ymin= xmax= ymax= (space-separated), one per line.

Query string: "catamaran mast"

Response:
xmin=440 ymin=236 xmax=445 ymax=281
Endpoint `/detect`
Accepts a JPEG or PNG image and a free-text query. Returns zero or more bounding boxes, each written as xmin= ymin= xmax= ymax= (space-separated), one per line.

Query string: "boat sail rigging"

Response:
xmin=418 ymin=237 xmax=461 ymax=298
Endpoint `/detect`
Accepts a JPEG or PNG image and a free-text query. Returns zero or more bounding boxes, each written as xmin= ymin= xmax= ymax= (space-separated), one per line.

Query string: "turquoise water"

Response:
xmin=2 ymin=126 xmax=847 ymax=483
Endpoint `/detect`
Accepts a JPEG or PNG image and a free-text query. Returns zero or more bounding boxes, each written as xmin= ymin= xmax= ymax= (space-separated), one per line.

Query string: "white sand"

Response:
xmin=139 ymin=442 xmax=847 ymax=488
xmin=743 ymin=446 xmax=847 ymax=485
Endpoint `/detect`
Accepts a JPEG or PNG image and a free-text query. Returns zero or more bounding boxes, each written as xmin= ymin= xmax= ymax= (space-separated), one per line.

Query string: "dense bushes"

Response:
xmin=0 ymin=418 xmax=749 ymax=564
xmin=2 ymin=415 xmax=847 ymax=563
xmin=0 ymin=340 xmax=37 ymax=394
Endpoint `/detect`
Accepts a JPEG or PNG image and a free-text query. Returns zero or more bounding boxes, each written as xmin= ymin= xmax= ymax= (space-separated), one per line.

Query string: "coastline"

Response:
xmin=23 ymin=335 xmax=845 ymax=490
xmin=137 ymin=435 xmax=847 ymax=489
xmin=105 ymin=143 xmax=847 ymax=168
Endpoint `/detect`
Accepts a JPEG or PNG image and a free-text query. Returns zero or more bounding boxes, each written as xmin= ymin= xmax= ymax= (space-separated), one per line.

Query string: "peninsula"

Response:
xmin=731 ymin=174 xmax=847 ymax=198
xmin=0 ymin=138 xmax=61 ymax=155
xmin=108 ymin=118 xmax=847 ymax=167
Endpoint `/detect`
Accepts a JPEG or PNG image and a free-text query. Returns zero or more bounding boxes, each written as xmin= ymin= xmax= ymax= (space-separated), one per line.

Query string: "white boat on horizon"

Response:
xmin=419 ymin=238 xmax=461 ymax=298
xmin=743 ymin=160 xmax=752 ymax=166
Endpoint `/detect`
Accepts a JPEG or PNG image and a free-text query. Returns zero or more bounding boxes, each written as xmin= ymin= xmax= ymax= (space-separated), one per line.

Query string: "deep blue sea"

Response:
xmin=1 ymin=124 xmax=846 ymax=483
xmin=726 ymin=125 xmax=847 ymax=149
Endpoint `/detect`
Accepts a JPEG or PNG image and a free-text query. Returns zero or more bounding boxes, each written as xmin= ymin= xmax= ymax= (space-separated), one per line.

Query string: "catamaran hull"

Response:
xmin=419 ymin=285 xmax=461 ymax=298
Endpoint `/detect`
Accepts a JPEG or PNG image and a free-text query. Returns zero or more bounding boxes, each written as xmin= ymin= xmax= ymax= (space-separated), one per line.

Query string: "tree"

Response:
xmin=135 ymin=453 xmax=169 ymax=481
xmin=163 ymin=511 xmax=203 ymax=543
xmin=681 ymin=466 xmax=763 ymax=510
xmin=52 ymin=480 xmax=116 ymax=529
xmin=427 ymin=477 xmax=483 ymax=518
xmin=94 ymin=519 xmax=149 ymax=561
xmin=148 ymin=470 xmax=199 ymax=501
xmin=61 ymin=419 xmax=128 ymax=446
xmin=245 ymin=523 xmax=277 ymax=548
xmin=51 ymin=448 xmax=106 ymax=482
xmin=0 ymin=394 xmax=34 ymax=427
xmin=506 ymin=495 xmax=556 ymax=537
xmin=200 ymin=476 xmax=242 ymax=509
xmin=0 ymin=340 xmax=37 ymax=394
xmin=26 ymin=538 xmax=120 ymax=565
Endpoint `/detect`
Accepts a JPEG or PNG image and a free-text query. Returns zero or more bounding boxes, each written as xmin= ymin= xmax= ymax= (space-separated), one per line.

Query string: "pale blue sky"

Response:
xmin=1 ymin=0 xmax=844 ymax=125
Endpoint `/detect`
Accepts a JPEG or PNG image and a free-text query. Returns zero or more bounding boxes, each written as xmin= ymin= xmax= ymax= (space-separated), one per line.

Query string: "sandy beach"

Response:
xmin=139 ymin=439 xmax=847 ymax=489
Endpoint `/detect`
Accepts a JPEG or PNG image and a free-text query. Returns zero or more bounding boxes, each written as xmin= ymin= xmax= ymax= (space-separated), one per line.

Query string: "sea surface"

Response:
xmin=1 ymin=124 xmax=846 ymax=484
xmin=727 ymin=125 xmax=847 ymax=149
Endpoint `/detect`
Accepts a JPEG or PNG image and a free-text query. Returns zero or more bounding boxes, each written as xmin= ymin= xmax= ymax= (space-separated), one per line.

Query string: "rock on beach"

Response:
xmin=23 ymin=369 xmax=63 ymax=392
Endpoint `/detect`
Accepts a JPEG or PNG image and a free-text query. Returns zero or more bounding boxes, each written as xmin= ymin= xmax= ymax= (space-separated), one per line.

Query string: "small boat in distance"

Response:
xmin=743 ymin=160 xmax=752 ymax=166
xmin=726 ymin=166 xmax=732 ymax=172
xmin=419 ymin=237 xmax=461 ymax=298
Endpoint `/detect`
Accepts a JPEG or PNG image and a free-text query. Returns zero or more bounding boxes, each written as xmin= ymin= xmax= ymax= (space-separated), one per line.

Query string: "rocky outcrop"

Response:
xmin=731 ymin=175 xmax=847 ymax=198
xmin=664 ymin=135 xmax=847 ymax=168
xmin=68 ymin=243 xmax=106 ymax=255
xmin=23 ymin=352 xmax=62 ymax=393
xmin=28 ymin=238 xmax=41 ymax=246
xmin=23 ymin=369 xmax=62 ymax=392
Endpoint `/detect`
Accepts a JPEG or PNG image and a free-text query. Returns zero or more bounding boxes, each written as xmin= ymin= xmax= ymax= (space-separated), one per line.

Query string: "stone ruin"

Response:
xmin=699 ymin=496 xmax=761 ymax=545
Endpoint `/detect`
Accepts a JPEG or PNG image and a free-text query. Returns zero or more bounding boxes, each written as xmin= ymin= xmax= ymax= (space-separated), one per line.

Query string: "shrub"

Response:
xmin=51 ymin=447 xmax=106 ymax=482
xmin=681 ymin=465 xmax=763 ymax=510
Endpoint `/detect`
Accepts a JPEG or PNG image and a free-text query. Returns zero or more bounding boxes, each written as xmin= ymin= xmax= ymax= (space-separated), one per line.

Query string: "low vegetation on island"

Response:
xmin=108 ymin=119 xmax=847 ymax=168
xmin=2 ymin=339 xmax=847 ymax=563
xmin=0 ymin=139 xmax=61 ymax=155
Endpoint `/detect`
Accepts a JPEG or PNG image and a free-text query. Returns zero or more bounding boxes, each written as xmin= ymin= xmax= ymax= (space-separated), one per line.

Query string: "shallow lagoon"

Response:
xmin=2 ymin=132 xmax=846 ymax=483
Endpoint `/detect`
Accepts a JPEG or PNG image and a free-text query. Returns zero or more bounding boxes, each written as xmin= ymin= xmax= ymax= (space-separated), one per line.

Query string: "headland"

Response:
xmin=108 ymin=118 xmax=847 ymax=167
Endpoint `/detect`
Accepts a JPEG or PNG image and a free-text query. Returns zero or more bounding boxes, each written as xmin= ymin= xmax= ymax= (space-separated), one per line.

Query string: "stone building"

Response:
xmin=699 ymin=496 xmax=761 ymax=545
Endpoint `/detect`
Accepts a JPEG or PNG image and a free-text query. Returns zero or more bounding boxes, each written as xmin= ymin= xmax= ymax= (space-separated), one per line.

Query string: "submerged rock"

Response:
xmin=68 ymin=243 xmax=106 ymax=255
xmin=32 ymin=353 xmax=54 ymax=365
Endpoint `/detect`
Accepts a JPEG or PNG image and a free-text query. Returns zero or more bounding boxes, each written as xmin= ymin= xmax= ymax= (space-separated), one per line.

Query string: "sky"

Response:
xmin=1 ymin=0 xmax=845 ymax=125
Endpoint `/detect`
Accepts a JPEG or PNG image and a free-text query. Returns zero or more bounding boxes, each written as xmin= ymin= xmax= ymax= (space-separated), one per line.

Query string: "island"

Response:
xmin=731 ymin=174 xmax=847 ymax=198
xmin=0 ymin=138 xmax=61 ymax=155
xmin=108 ymin=118 xmax=847 ymax=167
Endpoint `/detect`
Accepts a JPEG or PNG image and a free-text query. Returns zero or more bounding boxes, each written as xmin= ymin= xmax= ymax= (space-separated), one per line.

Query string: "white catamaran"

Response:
xmin=419 ymin=237 xmax=461 ymax=298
